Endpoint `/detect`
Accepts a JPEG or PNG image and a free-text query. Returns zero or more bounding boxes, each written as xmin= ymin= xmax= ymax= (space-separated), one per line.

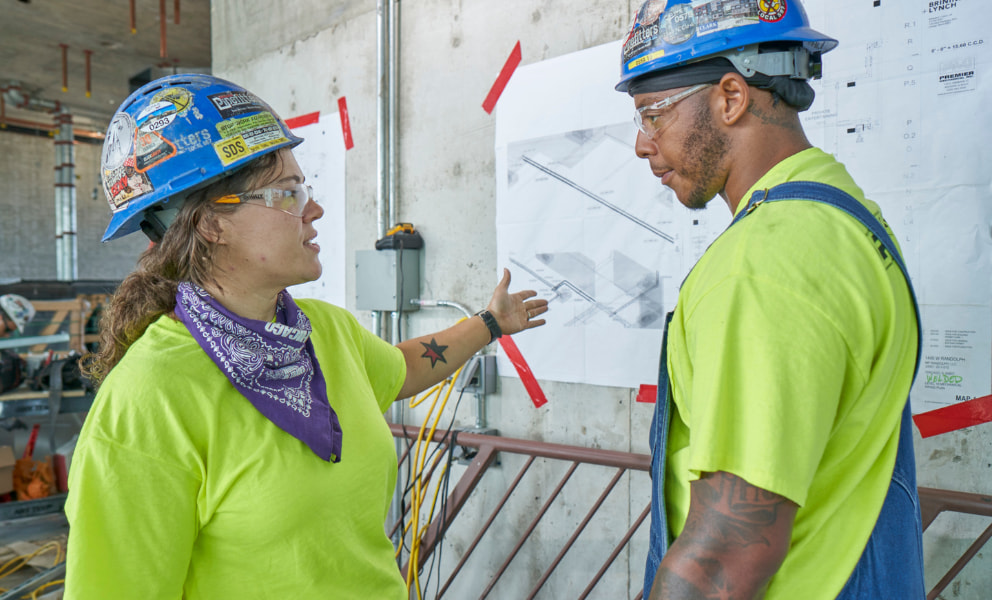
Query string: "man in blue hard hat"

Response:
xmin=617 ymin=1 xmax=924 ymax=598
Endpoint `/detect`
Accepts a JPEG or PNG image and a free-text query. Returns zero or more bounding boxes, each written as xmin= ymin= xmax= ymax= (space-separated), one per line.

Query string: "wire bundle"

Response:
xmin=0 ymin=540 xmax=64 ymax=598
xmin=399 ymin=362 xmax=469 ymax=600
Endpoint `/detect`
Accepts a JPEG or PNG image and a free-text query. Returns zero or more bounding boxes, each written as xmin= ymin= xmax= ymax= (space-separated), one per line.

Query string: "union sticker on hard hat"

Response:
xmin=150 ymin=86 xmax=193 ymax=116
xmin=136 ymin=101 xmax=179 ymax=133
xmin=757 ymin=0 xmax=787 ymax=23
xmin=102 ymin=112 xmax=136 ymax=171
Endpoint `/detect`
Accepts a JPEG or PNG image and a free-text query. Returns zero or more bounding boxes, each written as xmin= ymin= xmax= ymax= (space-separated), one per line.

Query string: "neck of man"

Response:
xmin=721 ymin=115 xmax=812 ymax=215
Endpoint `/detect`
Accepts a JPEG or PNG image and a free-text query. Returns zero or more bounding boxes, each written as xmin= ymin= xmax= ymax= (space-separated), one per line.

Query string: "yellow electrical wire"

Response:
xmin=31 ymin=579 xmax=64 ymax=599
xmin=0 ymin=541 xmax=62 ymax=582
xmin=404 ymin=363 xmax=464 ymax=599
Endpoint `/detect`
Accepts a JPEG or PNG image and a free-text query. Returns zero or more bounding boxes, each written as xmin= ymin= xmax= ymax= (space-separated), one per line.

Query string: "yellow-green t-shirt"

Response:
xmin=65 ymin=299 xmax=407 ymax=599
xmin=664 ymin=148 xmax=917 ymax=599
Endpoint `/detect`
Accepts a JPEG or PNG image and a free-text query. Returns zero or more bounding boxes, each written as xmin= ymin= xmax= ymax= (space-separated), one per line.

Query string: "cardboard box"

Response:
xmin=0 ymin=446 xmax=14 ymax=495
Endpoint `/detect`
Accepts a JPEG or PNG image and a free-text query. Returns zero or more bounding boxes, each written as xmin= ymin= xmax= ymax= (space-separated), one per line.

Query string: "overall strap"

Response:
xmin=736 ymin=181 xmax=922 ymax=379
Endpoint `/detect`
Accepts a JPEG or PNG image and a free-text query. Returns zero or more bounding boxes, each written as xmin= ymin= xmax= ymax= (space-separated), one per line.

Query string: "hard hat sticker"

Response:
xmin=213 ymin=111 xmax=290 ymax=166
xmin=757 ymin=0 xmax=788 ymax=23
xmin=173 ymin=128 xmax=215 ymax=154
xmin=103 ymin=160 xmax=153 ymax=211
xmin=661 ymin=3 xmax=696 ymax=45
xmin=134 ymin=130 xmax=177 ymax=172
xmin=694 ymin=0 xmax=762 ymax=37
xmin=136 ymin=101 xmax=179 ymax=133
xmin=208 ymin=91 xmax=267 ymax=119
xmin=151 ymin=86 xmax=193 ymax=116
xmin=102 ymin=113 xmax=136 ymax=171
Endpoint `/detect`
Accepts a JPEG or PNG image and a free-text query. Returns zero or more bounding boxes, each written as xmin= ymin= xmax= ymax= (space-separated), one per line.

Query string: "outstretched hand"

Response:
xmin=486 ymin=268 xmax=549 ymax=336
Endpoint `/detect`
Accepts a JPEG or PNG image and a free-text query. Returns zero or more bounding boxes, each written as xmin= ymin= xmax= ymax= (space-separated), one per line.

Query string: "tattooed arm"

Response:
xmin=394 ymin=269 xmax=548 ymax=399
xmin=648 ymin=471 xmax=798 ymax=600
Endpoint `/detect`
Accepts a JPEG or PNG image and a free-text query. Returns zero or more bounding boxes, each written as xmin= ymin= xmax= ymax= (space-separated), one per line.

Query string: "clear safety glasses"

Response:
xmin=216 ymin=183 xmax=316 ymax=217
xmin=634 ymin=83 xmax=712 ymax=138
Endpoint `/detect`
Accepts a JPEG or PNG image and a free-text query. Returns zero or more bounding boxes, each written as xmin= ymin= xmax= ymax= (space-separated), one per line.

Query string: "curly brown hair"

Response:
xmin=82 ymin=151 xmax=282 ymax=386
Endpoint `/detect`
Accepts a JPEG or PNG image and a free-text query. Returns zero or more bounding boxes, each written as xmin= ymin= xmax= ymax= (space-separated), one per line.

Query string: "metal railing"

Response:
xmin=391 ymin=425 xmax=991 ymax=600
xmin=390 ymin=424 xmax=651 ymax=599
xmin=919 ymin=487 xmax=992 ymax=600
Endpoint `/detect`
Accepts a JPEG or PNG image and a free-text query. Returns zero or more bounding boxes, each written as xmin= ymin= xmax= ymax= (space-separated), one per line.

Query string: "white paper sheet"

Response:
xmin=286 ymin=113 xmax=347 ymax=307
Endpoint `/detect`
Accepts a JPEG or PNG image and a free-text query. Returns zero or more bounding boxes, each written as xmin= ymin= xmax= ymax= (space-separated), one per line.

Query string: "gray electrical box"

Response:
xmin=355 ymin=249 xmax=421 ymax=312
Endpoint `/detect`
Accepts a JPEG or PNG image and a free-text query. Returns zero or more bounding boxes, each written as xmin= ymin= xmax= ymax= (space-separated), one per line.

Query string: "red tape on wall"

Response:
xmin=337 ymin=96 xmax=354 ymax=150
xmin=482 ymin=41 xmax=522 ymax=115
xmin=912 ymin=394 xmax=992 ymax=438
xmin=497 ymin=335 xmax=547 ymax=408
xmin=636 ymin=384 xmax=658 ymax=403
xmin=285 ymin=111 xmax=320 ymax=129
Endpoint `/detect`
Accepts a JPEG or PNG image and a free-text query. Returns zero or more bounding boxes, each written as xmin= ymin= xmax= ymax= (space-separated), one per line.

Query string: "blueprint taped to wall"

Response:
xmin=495 ymin=42 xmax=730 ymax=389
xmin=495 ymin=0 xmax=992 ymax=410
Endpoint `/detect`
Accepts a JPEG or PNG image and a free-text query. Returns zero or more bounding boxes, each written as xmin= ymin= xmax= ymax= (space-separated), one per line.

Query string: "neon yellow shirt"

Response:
xmin=65 ymin=299 xmax=407 ymax=599
xmin=664 ymin=148 xmax=917 ymax=599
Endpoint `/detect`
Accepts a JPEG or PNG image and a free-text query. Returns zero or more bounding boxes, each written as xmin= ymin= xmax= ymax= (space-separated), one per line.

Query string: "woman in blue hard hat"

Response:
xmin=64 ymin=74 xmax=548 ymax=599
xmin=618 ymin=1 xmax=923 ymax=600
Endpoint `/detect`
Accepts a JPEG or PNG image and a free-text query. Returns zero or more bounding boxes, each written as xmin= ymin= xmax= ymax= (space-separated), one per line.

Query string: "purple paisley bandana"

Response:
xmin=175 ymin=282 xmax=342 ymax=462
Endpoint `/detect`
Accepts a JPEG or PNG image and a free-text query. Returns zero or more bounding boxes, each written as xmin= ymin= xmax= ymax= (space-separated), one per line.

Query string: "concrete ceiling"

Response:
xmin=0 ymin=0 xmax=212 ymax=135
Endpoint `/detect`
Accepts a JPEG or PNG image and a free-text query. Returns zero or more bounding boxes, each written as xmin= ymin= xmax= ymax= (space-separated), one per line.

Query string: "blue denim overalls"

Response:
xmin=644 ymin=182 xmax=926 ymax=599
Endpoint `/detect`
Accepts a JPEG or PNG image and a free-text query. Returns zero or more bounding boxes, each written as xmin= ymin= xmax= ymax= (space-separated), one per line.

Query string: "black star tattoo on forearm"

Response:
xmin=420 ymin=338 xmax=448 ymax=368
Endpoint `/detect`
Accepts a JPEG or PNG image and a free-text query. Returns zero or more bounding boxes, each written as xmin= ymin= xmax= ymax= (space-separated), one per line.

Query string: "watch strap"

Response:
xmin=476 ymin=310 xmax=502 ymax=343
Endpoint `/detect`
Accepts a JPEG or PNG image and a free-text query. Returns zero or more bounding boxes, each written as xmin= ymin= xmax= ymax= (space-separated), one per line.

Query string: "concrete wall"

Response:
xmin=0 ymin=130 xmax=147 ymax=282
xmin=210 ymin=1 xmax=991 ymax=598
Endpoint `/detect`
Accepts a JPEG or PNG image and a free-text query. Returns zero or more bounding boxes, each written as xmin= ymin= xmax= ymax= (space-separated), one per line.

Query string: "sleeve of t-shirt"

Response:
xmin=355 ymin=321 xmax=406 ymax=413
xmin=65 ymin=431 xmax=200 ymax=599
xmin=297 ymin=299 xmax=406 ymax=414
xmin=681 ymin=273 xmax=856 ymax=506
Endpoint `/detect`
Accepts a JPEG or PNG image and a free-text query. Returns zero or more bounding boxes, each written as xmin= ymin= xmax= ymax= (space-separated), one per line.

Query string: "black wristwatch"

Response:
xmin=476 ymin=310 xmax=502 ymax=344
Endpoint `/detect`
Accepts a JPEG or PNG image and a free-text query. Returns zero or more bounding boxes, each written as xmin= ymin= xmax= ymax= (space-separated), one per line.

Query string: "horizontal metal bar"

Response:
xmin=0 ymin=494 xmax=67 ymax=522
xmin=389 ymin=423 xmax=650 ymax=471
xmin=0 ymin=333 xmax=70 ymax=350
xmin=919 ymin=486 xmax=992 ymax=530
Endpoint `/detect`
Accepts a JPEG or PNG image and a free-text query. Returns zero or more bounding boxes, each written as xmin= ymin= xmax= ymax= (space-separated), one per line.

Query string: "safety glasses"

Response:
xmin=216 ymin=183 xmax=316 ymax=216
xmin=634 ymin=83 xmax=712 ymax=138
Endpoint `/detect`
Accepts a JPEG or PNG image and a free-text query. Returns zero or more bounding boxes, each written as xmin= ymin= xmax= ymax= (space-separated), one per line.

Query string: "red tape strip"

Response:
xmin=912 ymin=394 xmax=992 ymax=438
xmin=497 ymin=335 xmax=547 ymax=408
xmin=636 ymin=384 xmax=657 ymax=403
xmin=337 ymin=96 xmax=354 ymax=150
xmin=482 ymin=41 xmax=522 ymax=114
xmin=285 ymin=111 xmax=320 ymax=129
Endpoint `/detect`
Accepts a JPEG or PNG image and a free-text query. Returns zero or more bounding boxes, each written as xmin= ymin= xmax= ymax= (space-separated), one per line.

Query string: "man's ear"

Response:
xmin=715 ymin=72 xmax=750 ymax=126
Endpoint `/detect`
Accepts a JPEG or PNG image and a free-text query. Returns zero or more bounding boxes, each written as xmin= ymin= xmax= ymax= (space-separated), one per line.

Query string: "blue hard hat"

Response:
xmin=100 ymin=74 xmax=303 ymax=241
xmin=617 ymin=0 xmax=838 ymax=93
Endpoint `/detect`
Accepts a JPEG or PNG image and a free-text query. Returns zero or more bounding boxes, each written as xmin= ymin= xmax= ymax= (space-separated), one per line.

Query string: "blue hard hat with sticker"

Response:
xmin=100 ymin=74 xmax=303 ymax=242
xmin=617 ymin=0 xmax=838 ymax=93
